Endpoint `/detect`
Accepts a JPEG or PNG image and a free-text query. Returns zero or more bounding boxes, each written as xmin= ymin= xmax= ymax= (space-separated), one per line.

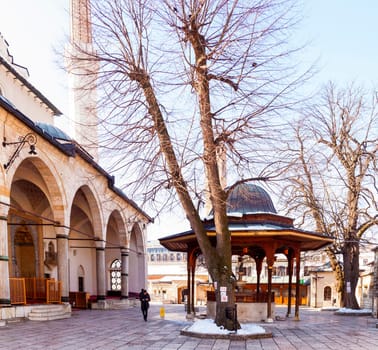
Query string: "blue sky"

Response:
xmin=1 ymin=0 xmax=377 ymax=237
xmin=0 ymin=0 xmax=376 ymax=114
xmin=300 ymin=1 xmax=377 ymax=87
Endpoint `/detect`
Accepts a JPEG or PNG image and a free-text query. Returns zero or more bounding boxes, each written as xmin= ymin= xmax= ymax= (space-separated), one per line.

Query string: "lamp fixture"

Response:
xmin=3 ymin=132 xmax=37 ymax=170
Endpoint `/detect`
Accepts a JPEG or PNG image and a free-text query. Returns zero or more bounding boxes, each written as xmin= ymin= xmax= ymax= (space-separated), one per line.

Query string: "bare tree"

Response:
xmin=281 ymin=83 xmax=378 ymax=309
xmin=68 ymin=0 xmax=306 ymax=328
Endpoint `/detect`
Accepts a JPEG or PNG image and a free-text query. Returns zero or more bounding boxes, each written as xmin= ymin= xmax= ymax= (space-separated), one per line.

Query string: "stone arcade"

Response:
xmin=0 ymin=0 xmax=151 ymax=322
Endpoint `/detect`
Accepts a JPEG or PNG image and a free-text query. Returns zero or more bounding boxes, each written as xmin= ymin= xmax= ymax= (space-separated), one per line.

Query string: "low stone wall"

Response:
xmin=0 ymin=304 xmax=34 ymax=321
xmin=0 ymin=303 xmax=71 ymax=324
xmin=206 ymin=301 xmax=275 ymax=322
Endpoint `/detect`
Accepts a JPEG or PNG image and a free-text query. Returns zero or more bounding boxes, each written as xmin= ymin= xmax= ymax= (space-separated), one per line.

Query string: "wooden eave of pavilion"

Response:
xmin=159 ymin=212 xmax=334 ymax=254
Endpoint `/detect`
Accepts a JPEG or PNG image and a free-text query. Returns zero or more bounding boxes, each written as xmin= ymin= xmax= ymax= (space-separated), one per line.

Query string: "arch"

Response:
xmin=128 ymin=223 xmax=145 ymax=294
xmin=68 ymin=185 xmax=102 ymax=295
xmin=69 ymin=185 xmax=103 ymax=239
xmin=105 ymin=210 xmax=126 ymax=293
xmin=8 ymin=157 xmax=67 ymax=225
xmin=324 ymin=286 xmax=332 ymax=301
xmin=8 ymin=157 xmax=67 ymax=281
xmin=105 ymin=209 xmax=127 ymax=246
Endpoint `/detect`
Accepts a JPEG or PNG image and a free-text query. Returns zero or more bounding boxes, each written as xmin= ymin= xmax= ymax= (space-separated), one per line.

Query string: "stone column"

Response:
xmin=56 ymin=226 xmax=70 ymax=303
xmin=95 ymin=239 xmax=106 ymax=301
xmin=0 ymin=206 xmax=10 ymax=305
xmin=121 ymin=248 xmax=129 ymax=299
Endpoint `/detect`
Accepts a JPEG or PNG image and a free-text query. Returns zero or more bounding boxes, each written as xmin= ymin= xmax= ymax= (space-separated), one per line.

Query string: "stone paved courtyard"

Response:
xmin=0 ymin=304 xmax=377 ymax=349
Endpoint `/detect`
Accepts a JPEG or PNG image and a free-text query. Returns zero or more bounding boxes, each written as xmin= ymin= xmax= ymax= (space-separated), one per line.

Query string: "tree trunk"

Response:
xmin=342 ymin=239 xmax=360 ymax=309
xmin=214 ymin=269 xmax=239 ymax=330
xmin=326 ymin=248 xmax=345 ymax=307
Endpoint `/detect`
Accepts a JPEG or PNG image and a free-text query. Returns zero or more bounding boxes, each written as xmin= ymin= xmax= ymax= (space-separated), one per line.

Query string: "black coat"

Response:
xmin=140 ymin=292 xmax=151 ymax=309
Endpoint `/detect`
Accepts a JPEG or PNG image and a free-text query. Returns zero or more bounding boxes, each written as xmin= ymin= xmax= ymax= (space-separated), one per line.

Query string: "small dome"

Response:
xmin=36 ymin=122 xmax=71 ymax=141
xmin=227 ymin=183 xmax=276 ymax=214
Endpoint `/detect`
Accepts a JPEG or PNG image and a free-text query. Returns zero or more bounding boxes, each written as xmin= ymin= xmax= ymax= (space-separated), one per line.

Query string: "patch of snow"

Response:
xmin=186 ymin=319 xmax=266 ymax=335
xmin=336 ymin=308 xmax=371 ymax=314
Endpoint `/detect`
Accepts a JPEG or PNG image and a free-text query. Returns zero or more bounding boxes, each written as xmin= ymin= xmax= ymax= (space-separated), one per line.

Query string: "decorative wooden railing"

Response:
xmin=25 ymin=278 xmax=48 ymax=300
xmin=46 ymin=280 xmax=62 ymax=304
xmin=9 ymin=278 xmax=26 ymax=305
xmin=9 ymin=278 xmax=61 ymax=305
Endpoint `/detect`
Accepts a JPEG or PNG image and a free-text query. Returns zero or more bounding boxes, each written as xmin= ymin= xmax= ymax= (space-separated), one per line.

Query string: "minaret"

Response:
xmin=67 ymin=0 xmax=99 ymax=162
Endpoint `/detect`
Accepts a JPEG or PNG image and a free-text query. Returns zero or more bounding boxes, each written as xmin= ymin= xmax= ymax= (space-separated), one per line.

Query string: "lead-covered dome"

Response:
xmin=227 ymin=183 xmax=276 ymax=215
xmin=36 ymin=122 xmax=72 ymax=141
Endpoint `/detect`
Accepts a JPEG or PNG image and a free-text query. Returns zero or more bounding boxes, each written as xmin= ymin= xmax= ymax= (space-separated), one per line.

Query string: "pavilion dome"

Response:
xmin=226 ymin=183 xmax=277 ymax=215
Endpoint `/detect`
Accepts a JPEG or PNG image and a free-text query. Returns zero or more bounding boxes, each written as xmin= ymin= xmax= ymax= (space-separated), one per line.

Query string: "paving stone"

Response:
xmin=0 ymin=304 xmax=378 ymax=350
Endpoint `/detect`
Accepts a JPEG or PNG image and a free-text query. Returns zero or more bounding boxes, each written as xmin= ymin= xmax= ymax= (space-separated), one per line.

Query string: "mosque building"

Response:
xmin=0 ymin=0 xmax=151 ymax=321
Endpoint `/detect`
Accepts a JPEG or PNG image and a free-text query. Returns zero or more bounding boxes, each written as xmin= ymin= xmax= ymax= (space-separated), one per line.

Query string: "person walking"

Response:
xmin=139 ymin=289 xmax=151 ymax=321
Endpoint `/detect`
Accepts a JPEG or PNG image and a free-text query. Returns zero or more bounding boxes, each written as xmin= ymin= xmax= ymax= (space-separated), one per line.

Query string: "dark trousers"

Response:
xmin=141 ymin=307 xmax=148 ymax=321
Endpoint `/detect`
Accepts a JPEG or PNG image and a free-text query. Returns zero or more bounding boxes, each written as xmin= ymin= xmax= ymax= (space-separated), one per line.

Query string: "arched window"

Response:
xmin=110 ymin=259 xmax=122 ymax=291
xmin=78 ymin=265 xmax=85 ymax=292
xmin=324 ymin=286 xmax=332 ymax=301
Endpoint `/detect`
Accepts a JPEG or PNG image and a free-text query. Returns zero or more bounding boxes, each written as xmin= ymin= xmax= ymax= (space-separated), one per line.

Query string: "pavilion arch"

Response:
xmin=128 ymin=222 xmax=146 ymax=295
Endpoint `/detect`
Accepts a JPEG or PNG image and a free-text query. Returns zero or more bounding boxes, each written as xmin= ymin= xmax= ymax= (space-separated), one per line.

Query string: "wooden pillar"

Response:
xmin=191 ymin=262 xmax=195 ymax=313
xmin=265 ymin=250 xmax=275 ymax=323
xmin=286 ymin=251 xmax=294 ymax=317
xmin=295 ymin=249 xmax=301 ymax=320
xmin=186 ymin=250 xmax=192 ymax=315
xmin=255 ymin=257 xmax=263 ymax=298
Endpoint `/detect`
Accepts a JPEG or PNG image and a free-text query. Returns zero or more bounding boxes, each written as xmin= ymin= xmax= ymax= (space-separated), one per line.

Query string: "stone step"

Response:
xmin=28 ymin=304 xmax=71 ymax=321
